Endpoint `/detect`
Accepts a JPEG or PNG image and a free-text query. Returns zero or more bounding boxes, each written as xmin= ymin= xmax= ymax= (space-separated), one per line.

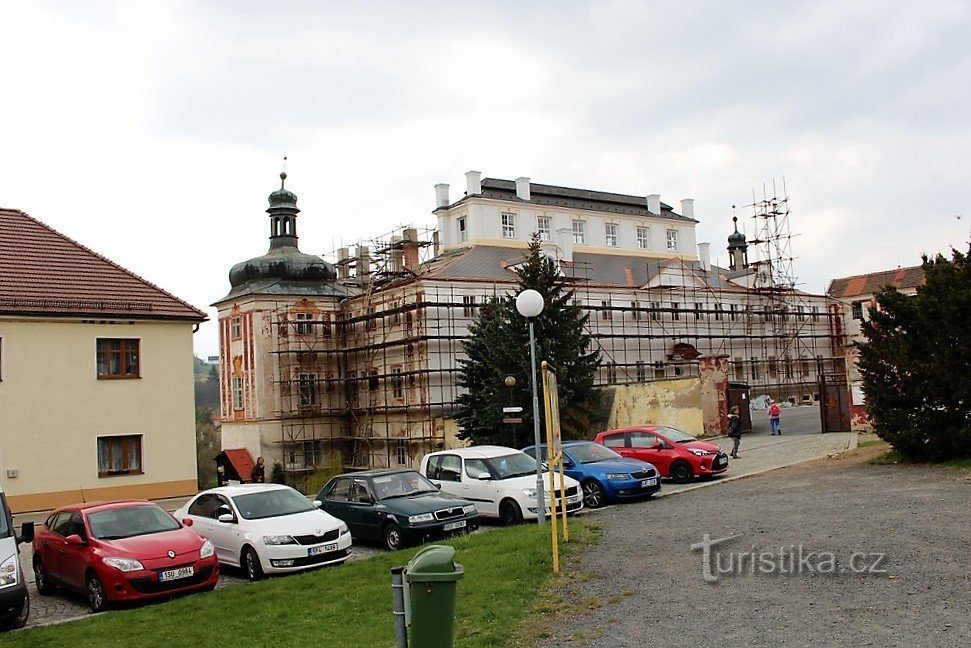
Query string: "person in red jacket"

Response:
xmin=768 ymin=401 xmax=782 ymax=435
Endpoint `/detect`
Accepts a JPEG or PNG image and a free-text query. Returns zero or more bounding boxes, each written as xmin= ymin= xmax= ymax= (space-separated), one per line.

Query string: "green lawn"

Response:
xmin=12 ymin=522 xmax=596 ymax=648
xmin=870 ymin=448 xmax=971 ymax=470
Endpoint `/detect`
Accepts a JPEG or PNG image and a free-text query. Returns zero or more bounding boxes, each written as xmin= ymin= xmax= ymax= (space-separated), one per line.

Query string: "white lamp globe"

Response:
xmin=516 ymin=289 xmax=545 ymax=318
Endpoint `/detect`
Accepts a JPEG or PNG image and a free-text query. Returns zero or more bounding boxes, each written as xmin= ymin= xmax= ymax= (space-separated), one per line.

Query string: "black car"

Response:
xmin=317 ymin=469 xmax=479 ymax=550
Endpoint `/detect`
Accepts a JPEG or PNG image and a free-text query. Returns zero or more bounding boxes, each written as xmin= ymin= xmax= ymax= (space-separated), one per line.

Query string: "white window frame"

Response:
xmin=396 ymin=439 xmax=407 ymax=465
xmin=537 ymin=216 xmax=551 ymax=242
xmin=232 ymin=375 xmax=243 ymax=410
xmin=298 ymin=373 xmax=318 ymax=407
xmin=458 ymin=217 xmax=467 ymax=243
xmin=572 ymin=220 xmax=586 ymax=244
xmin=501 ymin=212 xmax=516 ymax=239
xmin=666 ymin=229 xmax=679 ymax=252
xmin=391 ymin=366 xmax=404 ymax=399
xmin=605 ymin=223 xmax=618 ymax=247
xmin=636 ymin=226 xmax=649 ymax=250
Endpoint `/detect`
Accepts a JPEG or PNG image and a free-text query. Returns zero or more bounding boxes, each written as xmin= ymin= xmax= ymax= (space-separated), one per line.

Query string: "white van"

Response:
xmin=0 ymin=483 xmax=33 ymax=629
xmin=419 ymin=446 xmax=583 ymax=525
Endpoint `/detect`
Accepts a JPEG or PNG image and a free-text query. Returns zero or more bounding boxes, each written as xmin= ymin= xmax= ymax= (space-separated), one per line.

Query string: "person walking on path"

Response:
xmin=768 ymin=400 xmax=782 ymax=435
xmin=727 ymin=406 xmax=742 ymax=458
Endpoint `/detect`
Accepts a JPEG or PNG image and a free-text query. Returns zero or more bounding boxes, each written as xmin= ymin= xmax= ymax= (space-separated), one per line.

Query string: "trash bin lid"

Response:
xmin=406 ymin=544 xmax=465 ymax=583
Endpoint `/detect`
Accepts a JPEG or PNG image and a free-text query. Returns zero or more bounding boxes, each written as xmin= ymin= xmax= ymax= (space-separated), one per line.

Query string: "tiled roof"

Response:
xmin=0 ymin=208 xmax=206 ymax=321
xmin=218 ymin=448 xmax=255 ymax=483
xmin=445 ymin=178 xmax=697 ymax=223
xmin=826 ymin=266 xmax=925 ymax=299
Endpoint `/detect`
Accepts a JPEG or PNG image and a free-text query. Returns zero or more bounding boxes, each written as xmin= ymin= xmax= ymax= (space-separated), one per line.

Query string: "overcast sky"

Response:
xmin=2 ymin=0 xmax=969 ymax=358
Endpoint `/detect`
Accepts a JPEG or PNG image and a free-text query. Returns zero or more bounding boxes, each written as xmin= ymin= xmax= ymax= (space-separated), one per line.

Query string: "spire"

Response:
xmin=267 ymin=168 xmax=300 ymax=249
xmin=727 ymin=215 xmax=749 ymax=271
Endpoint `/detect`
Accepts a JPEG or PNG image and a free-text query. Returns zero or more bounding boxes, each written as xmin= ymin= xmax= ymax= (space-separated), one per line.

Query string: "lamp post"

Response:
xmin=515 ymin=289 xmax=546 ymax=524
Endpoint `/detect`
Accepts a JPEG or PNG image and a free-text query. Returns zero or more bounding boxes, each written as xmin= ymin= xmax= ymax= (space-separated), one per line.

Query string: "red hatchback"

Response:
xmin=594 ymin=426 xmax=729 ymax=482
xmin=32 ymin=500 xmax=218 ymax=612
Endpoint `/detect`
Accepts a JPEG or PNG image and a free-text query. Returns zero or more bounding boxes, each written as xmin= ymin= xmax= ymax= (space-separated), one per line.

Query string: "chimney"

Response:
xmin=646 ymin=194 xmax=661 ymax=215
xmin=403 ymin=228 xmax=420 ymax=271
xmin=434 ymin=183 xmax=450 ymax=209
xmin=465 ymin=171 xmax=481 ymax=196
xmin=356 ymin=245 xmax=371 ymax=278
xmin=337 ymin=247 xmax=349 ymax=280
xmin=390 ymin=235 xmax=403 ymax=272
xmin=698 ymin=242 xmax=711 ymax=272
xmin=432 ymin=231 xmax=441 ymax=257
xmin=680 ymin=198 xmax=695 ymax=220
xmin=624 ymin=266 xmax=635 ymax=288
xmin=515 ymin=177 xmax=531 ymax=201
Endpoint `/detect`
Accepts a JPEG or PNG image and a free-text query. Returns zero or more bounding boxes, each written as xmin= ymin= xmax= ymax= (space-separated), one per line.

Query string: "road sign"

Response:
xmin=502 ymin=406 xmax=523 ymax=414
xmin=502 ymin=417 xmax=523 ymax=424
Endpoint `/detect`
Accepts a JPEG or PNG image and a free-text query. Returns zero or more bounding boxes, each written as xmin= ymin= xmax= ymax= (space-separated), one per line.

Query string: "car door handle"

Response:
xmin=59 ymin=549 xmax=66 ymax=554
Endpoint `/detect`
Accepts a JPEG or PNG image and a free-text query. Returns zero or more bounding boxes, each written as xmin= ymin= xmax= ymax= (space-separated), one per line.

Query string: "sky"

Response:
xmin=2 ymin=0 xmax=969 ymax=359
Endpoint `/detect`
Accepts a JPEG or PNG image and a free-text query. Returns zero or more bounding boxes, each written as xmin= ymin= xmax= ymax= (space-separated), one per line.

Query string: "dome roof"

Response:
xmin=228 ymin=247 xmax=336 ymax=288
xmin=268 ymin=172 xmax=298 ymax=208
xmin=728 ymin=216 xmax=747 ymax=246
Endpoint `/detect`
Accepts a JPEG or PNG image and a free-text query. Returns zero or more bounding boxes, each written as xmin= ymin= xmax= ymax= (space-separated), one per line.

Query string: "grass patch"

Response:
xmin=858 ymin=439 xmax=888 ymax=449
xmin=870 ymin=449 xmax=971 ymax=470
xmin=12 ymin=521 xmax=600 ymax=648
xmin=870 ymin=449 xmax=905 ymax=465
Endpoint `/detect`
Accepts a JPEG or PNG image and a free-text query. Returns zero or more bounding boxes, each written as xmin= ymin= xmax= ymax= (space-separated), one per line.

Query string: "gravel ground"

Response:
xmin=537 ymin=448 xmax=971 ymax=648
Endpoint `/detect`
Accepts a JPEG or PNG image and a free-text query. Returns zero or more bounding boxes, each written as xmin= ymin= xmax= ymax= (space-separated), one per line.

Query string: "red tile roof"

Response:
xmin=0 ymin=208 xmax=206 ymax=320
xmin=827 ymin=265 xmax=925 ymax=299
xmin=219 ymin=449 xmax=255 ymax=482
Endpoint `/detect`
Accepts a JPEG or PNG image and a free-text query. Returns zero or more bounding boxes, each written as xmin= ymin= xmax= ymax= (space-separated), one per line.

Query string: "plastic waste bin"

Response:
xmin=404 ymin=544 xmax=464 ymax=648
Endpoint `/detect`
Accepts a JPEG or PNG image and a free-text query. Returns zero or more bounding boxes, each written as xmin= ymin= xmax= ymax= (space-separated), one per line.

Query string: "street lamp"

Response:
xmin=515 ymin=288 xmax=547 ymax=524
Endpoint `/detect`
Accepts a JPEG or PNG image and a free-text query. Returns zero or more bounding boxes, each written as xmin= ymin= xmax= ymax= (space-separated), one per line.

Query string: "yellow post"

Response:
xmin=542 ymin=362 xmax=560 ymax=575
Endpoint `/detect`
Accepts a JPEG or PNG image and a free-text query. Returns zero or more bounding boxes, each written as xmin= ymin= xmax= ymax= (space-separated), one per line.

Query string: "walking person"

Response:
xmin=768 ymin=399 xmax=782 ymax=435
xmin=727 ymin=406 xmax=742 ymax=458
xmin=250 ymin=456 xmax=266 ymax=483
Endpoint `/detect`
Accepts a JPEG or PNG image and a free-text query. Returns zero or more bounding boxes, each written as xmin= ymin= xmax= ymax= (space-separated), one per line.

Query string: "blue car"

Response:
xmin=522 ymin=441 xmax=661 ymax=508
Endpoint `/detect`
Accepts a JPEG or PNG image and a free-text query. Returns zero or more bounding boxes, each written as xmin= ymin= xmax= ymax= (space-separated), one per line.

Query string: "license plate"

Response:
xmin=308 ymin=543 xmax=338 ymax=556
xmin=443 ymin=520 xmax=467 ymax=532
xmin=158 ymin=566 xmax=194 ymax=582
xmin=641 ymin=478 xmax=658 ymax=487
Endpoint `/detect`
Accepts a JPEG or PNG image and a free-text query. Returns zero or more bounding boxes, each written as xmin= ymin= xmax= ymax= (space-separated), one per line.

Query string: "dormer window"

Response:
xmin=537 ymin=216 xmax=551 ymax=242
xmin=572 ymin=220 xmax=586 ymax=244
xmin=666 ymin=229 xmax=679 ymax=252
xmin=501 ymin=212 xmax=516 ymax=239
xmin=637 ymin=226 xmax=649 ymax=250
xmin=605 ymin=223 xmax=618 ymax=247
xmin=458 ymin=217 xmax=467 ymax=243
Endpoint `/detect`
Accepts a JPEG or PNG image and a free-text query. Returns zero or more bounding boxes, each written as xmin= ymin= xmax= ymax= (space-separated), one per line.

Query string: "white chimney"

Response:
xmin=698 ymin=242 xmax=711 ymax=272
xmin=434 ymin=183 xmax=450 ymax=208
xmin=515 ymin=177 xmax=531 ymax=201
xmin=465 ymin=171 xmax=481 ymax=195
xmin=680 ymin=198 xmax=695 ymax=220
xmin=646 ymin=194 xmax=661 ymax=214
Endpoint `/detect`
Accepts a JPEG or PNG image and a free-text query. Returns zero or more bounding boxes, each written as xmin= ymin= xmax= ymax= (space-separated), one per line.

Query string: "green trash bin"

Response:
xmin=404 ymin=545 xmax=464 ymax=648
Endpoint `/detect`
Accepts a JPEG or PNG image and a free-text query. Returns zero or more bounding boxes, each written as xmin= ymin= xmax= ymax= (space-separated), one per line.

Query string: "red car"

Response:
xmin=594 ymin=426 xmax=729 ymax=482
xmin=32 ymin=500 xmax=218 ymax=612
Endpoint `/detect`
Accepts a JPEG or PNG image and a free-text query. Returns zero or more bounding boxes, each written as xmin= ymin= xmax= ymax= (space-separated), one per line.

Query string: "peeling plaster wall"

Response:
xmin=604 ymin=377 xmax=704 ymax=436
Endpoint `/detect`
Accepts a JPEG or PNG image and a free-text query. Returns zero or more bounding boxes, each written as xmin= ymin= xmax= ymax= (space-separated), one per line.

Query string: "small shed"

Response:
xmin=215 ymin=449 xmax=256 ymax=485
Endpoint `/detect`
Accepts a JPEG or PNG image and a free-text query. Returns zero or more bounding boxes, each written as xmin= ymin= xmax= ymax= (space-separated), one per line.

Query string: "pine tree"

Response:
xmin=454 ymin=237 xmax=602 ymax=446
xmin=858 ymin=246 xmax=971 ymax=461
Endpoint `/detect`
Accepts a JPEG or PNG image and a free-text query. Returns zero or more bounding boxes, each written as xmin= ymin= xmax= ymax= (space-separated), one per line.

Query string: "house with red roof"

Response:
xmin=0 ymin=208 xmax=207 ymax=512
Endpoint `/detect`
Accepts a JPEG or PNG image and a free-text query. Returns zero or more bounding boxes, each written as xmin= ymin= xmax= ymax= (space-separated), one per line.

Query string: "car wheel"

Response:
xmin=243 ymin=547 xmax=264 ymax=581
xmin=34 ymin=557 xmax=55 ymax=595
xmin=581 ymin=480 xmax=607 ymax=509
xmin=86 ymin=572 xmax=108 ymax=613
xmin=499 ymin=500 xmax=524 ymax=526
xmin=670 ymin=461 xmax=693 ymax=483
xmin=4 ymin=592 xmax=28 ymax=629
xmin=384 ymin=523 xmax=404 ymax=551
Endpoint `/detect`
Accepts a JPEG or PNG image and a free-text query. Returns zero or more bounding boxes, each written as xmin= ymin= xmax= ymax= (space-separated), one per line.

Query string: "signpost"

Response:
xmin=541 ymin=361 xmax=568 ymax=575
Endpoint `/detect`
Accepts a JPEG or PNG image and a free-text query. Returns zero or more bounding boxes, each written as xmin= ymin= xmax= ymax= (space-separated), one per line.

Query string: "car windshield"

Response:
xmin=568 ymin=443 xmax=623 ymax=463
xmin=657 ymin=427 xmax=697 ymax=443
xmin=483 ymin=452 xmax=537 ymax=479
xmin=373 ymin=472 xmax=439 ymax=500
xmin=232 ymin=488 xmax=316 ymax=520
xmin=87 ymin=504 xmax=181 ymax=540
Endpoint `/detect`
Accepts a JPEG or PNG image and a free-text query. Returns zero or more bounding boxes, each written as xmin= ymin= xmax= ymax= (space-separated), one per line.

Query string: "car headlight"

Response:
xmin=339 ymin=524 xmax=350 ymax=536
xmin=200 ymin=539 xmax=214 ymax=559
xmin=522 ymin=488 xmax=537 ymax=498
xmin=103 ymin=556 xmax=145 ymax=572
xmin=606 ymin=473 xmax=630 ymax=481
xmin=408 ymin=513 xmax=435 ymax=524
xmin=688 ymin=448 xmax=709 ymax=456
xmin=263 ymin=535 xmax=297 ymax=545
xmin=462 ymin=504 xmax=477 ymax=515
xmin=0 ymin=555 xmax=18 ymax=587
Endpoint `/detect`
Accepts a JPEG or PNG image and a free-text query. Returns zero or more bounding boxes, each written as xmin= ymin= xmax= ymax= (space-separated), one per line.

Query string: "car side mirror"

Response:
xmin=16 ymin=521 xmax=34 ymax=545
xmin=312 ymin=500 xmax=322 ymax=508
xmin=65 ymin=533 xmax=85 ymax=546
xmin=182 ymin=517 xmax=194 ymax=527
xmin=651 ymin=442 xmax=663 ymax=450
xmin=217 ymin=513 xmax=235 ymax=523
xmin=434 ymin=483 xmax=442 ymax=490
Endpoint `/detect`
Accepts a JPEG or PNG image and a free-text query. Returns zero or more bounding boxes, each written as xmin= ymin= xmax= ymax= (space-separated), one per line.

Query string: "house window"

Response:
xmin=501 ymin=212 xmax=516 ymax=238
xmin=396 ymin=439 xmax=407 ymax=466
xmin=231 ymin=317 xmax=242 ymax=340
xmin=232 ymin=376 xmax=243 ymax=410
xmin=537 ymin=216 xmax=551 ymax=241
xmin=783 ymin=356 xmax=793 ymax=378
xmin=368 ymin=369 xmax=379 ymax=391
xmin=851 ymin=301 xmax=864 ymax=320
xmin=733 ymin=358 xmax=744 ymax=380
xmin=458 ymin=217 xmax=467 ymax=243
xmin=299 ymin=373 xmax=318 ymax=407
xmin=636 ymin=226 xmax=649 ymax=249
xmin=750 ymin=357 xmax=761 ymax=380
xmin=365 ymin=306 xmax=377 ymax=331
xmin=295 ymin=312 xmax=313 ymax=335
xmin=730 ymin=304 xmax=739 ymax=321
xmin=572 ymin=220 xmax=586 ymax=244
xmin=800 ymin=359 xmax=811 ymax=377
xmin=796 ymin=305 xmax=806 ymax=321
xmin=391 ymin=366 xmax=404 ymax=399
xmin=605 ymin=223 xmax=618 ymax=247
xmin=321 ymin=313 xmax=332 ymax=337
xmin=666 ymin=229 xmax=679 ymax=252
xmin=631 ymin=301 xmax=640 ymax=321
xmin=811 ymin=306 xmax=820 ymax=322
xmin=671 ymin=302 xmax=680 ymax=321
xmin=601 ymin=300 xmax=612 ymax=321
xmin=694 ymin=303 xmax=703 ymax=320
xmin=605 ymin=363 xmax=617 ymax=384
xmin=97 ymin=339 xmax=140 ymax=379
xmin=653 ymin=361 xmax=665 ymax=379
xmin=390 ymin=301 xmax=401 ymax=325
xmin=650 ymin=301 xmax=660 ymax=321
xmin=462 ymin=295 xmax=477 ymax=317
xmin=303 ymin=440 xmax=323 ymax=468
xmin=636 ymin=361 xmax=646 ymax=382
xmin=767 ymin=356 xmax=778 ymax=378
xmin=97 ymin=435 xmax=142 ymax=477
xmin=714 ymin=303 xmax=724 ymax=321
